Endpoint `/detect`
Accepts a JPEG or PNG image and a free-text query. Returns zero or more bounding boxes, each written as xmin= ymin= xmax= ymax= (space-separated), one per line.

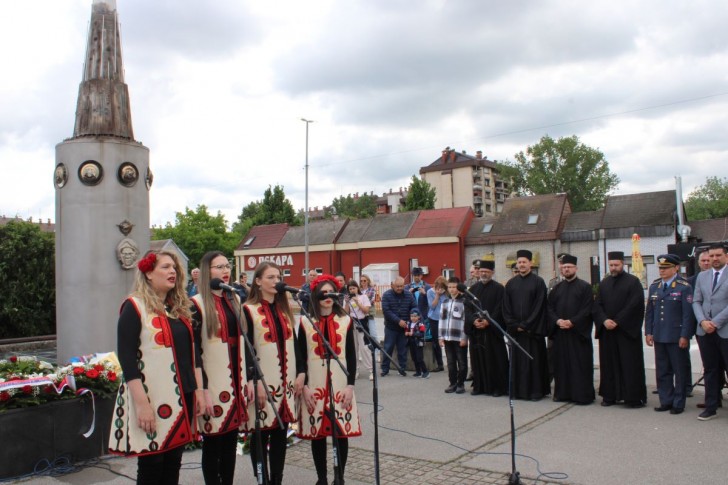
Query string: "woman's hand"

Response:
xmin=135 ymin=400 xmax=156 ymax=434
xmin=341 ymin=386 xmax=355 ymax=411
xmin=294 ymin=373 xmax=306 ymax=397
xmin=302 ymin=385 xmax=316 ymax=413
xmin=256 ymin=380 xmax=267 ymax=409
xmin=244 ymin=381 xmax=255 ymax=403
xmin=194 ymin=389 xmax=206 ymax=417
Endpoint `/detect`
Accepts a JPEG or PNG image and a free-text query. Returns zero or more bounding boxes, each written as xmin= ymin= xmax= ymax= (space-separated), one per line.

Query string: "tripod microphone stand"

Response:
xmin=343 ymin=296 xmax=401 ymax=485
xmin=462 ymin=293 xmax=532 ymax=485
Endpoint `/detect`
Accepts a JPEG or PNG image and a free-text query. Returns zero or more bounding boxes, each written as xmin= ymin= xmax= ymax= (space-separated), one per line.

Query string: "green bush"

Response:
xmin=0 ymin=221 xmax=55 ymax=338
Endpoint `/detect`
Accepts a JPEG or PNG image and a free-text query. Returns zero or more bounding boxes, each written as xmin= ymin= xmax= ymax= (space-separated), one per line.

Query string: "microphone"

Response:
xmin=211 ymin=278 xmax=236 ymax=292
xmin=456 ymin=283 xmax=479 ymax=301
xmin=275 ymin=281 xmax=305 ymax=295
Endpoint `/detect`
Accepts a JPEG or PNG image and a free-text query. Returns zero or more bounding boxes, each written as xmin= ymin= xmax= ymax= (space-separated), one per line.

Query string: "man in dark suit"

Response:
xmin=689 ymin=249 xmax=715 ymax=406
xmin=645 ymin=254 xmax=696 ymax=415
xmin=693 ymin=243 xmax=728 ymax=421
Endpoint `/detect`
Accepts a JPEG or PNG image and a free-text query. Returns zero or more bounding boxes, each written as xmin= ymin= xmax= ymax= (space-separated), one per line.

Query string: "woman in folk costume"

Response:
xmin=109 ymin=250 xmax=204 ymax=485
xmin=242 ymin=262 xmax=305 ymax=485
xmin=191 ymin=251 xmax=251 ymax=485
xmin=298 ymin=274 xmax=361 ymax=485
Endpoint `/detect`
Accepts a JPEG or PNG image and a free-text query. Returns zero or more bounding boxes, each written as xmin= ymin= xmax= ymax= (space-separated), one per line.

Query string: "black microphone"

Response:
xmin=211 ymin=278 xmax=236 ymax=292
xmin=456 ymin=283 xmax=479 ymax=301
xmin=275 ymin=281 xmax=304 ymax=295
xmin=320 ymin=292 xmax=347 ymax=302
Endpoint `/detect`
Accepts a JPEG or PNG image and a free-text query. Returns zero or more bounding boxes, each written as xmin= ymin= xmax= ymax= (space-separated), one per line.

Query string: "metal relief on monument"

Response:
xmin=145 ymin=167 xmax=153 ymax=190
xmin=117 ymin=238 xmax=140 ymax=270
xmin=54 ymin=163 xmax=68 ymax=188
xmin=78 ymin=160 xmax=103 ymax=186
xmin=117 ymin=219 xmax=135 ymax=236
xmin=117 ymin=162 xmax=138 ymax=187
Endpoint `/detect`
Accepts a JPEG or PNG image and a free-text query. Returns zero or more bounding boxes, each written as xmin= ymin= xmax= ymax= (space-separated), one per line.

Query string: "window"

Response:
xmin=482 ymin=223 xmax=493 ymax=233
xmin=527 ymin=214 xmax=539 ymax=224
xmin=442 ymin=268 xmax=455 ymax=279
xmin=282 ymin=269 xmax=291 ymax=277
xmin=243 ymin=236 xmax=255 ymax=248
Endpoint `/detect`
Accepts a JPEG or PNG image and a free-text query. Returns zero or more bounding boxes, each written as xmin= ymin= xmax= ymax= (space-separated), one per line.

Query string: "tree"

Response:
xmin=232 ymin=185 xmax=300 ymax=237
xmin=403 ymin=175 xmax=436 ymax=211
xmin=498 ymin=134 xmax=620 ymax=212
xmin=685 ymin=176 xmax=728 ymax=221
xmin=330 ymin=193 xmax=377 ymax=219
xmin=154 ymin=205 xmax=239 ymax=267
xmin=0 ymin=221 xmax=55 ymax=338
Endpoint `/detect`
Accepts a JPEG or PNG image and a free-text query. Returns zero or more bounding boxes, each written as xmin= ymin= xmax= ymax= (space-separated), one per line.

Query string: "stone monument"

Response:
xmin=55 ymin=0 xmax=151 ymax=362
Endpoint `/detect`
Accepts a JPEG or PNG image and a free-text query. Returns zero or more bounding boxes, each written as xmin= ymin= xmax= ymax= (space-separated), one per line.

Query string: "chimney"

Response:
xmin=449 ymin=150 xmax=456 ymax=163
xmin=476 ymin=150 xmax=482 ymax=160
xmin=441 ymin=149 xmax=448 ymax=163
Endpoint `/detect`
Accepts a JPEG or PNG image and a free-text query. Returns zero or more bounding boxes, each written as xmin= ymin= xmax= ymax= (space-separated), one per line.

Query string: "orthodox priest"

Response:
xmin=503 ymin=249 xmax=550 ymax=400
xmin=547 ymin=254 xmax=595 ymax=404
xmin=593 ymin=251 xmax=647 ymax=408
xmin=464 ymin=260 xmax=509 ymax=397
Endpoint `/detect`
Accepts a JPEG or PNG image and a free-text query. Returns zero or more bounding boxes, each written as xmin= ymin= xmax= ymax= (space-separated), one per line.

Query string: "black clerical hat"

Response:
xmin=516 ymin=249 xmax=532 ymax=261
xmin=478 ymin=260 xmax=495 ymax=270
xmin=561 ymin=254 xmax=577 ymax=265
xmin=607 ymin=251 xmax=624 ymax=261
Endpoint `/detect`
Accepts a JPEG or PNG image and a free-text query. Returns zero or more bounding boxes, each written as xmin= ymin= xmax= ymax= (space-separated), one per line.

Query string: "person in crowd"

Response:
xmin=645 ymin=254 xmax=695 ymax=415
xmin=187 ymin=267 xmax=200 ymax=297
xmin=344 ymin=279 xmax=373 ymax=381
xmin=690 ymin=249 xmax=713 ymax=405
xmin=191 ymin=252 xmax=250 ymax=484
xmin=465 ymin=260 xmax=508 ymax=397
xmin=593 ymin=251 xmax=647 ymax=408
xmin=298 ymin=274 xmax=361 ymax=485
xmin=426 ymin=276 xmax=447 ymax=372
xmin=380 ymin=276 xmax=416 ymax=377
xmin=547 ymin=254 xmax=595 ymax=405
xmin=465 ymin=263 xmax=479 ymax=287
xmin=242 ymin=262 xmax=305 ymax=485
xmin=439 ymin=277 xmax=468 ymax=394
xmin=503 ymin=249 xmax=550 ymax=401
xmin=406 ymin=267 xmax=431 ymax=317
xmin=109 ymin=250 xmax=203 ymax=484
xmin=405 ymin=309 xmax=429 ymax=378
xmin=232 ymin=272 xmax=250 ymax=303
xmin=692 ymin=243 xmax=728 ymax=421
xmin=334 ymin=272 xmax=347 ymax=289
xmin=359 ymin=274 xmax=380 ymax=365
xmin=300 ymin=269 xmax=319 ymax=315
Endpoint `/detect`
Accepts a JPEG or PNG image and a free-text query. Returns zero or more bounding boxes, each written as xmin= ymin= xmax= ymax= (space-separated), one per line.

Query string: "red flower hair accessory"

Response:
xmin=311 ymin=274 xmax=341 ymax=292
xmin=137 ymin=252 xmax=157 ymax=273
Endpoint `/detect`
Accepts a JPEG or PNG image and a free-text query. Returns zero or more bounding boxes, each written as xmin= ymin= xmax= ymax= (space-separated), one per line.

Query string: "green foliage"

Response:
xmin=330 ymin=193 xmax=377 ymax=219
xmin=0 ymin=221 xmax=55 ymax=338
xmin=500 ymin=134 xmax=620 ymax=212
xmin=403 ymin=176 xmax=436 ymax=211
xmin=684 ymin=176 xmax=728 ymax=221
xmin=153 ymin=205 xmax=239 ymax=267
xmin=232 ymin=185 xmax=301 ymax=237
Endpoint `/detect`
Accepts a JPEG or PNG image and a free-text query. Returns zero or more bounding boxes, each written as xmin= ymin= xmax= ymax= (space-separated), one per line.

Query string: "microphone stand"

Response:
xmin=463 ymin=294 xmax=532 ymax=485
xmin=239 ymin=312 xmax=284 ymax=485
xmin=299 ymin=296 xmax=349 ymax=485
xmin=344 ymin=296 xmax=400 ymax=485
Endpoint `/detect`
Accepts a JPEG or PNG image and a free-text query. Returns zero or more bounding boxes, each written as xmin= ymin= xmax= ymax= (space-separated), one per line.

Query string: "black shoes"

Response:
xmin=601 ymin=400 xmax=615 ymax=407
xmin=432 ymin=366 xmax=445 ymax=372
xmin=445 ymin=384 xmax=457 ymax=393
xmin=670 ymin=408 xmax=684 ymax=415
xmin=455 ymin=385 xmax=465 ymax=394
xmin=654 ymin=404 xmax=672 ymax=412
xmin=698 ymin=410 xmax=717 ymax=421
xmin=625 ymin=401 xmax=645 ymax=409
xmin=398 ymin=370 xmax=407 ymax=377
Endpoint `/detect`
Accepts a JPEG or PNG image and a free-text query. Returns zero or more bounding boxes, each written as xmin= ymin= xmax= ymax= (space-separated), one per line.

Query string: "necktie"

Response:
xmin=713 ymin=271 xmax=721 ymax=291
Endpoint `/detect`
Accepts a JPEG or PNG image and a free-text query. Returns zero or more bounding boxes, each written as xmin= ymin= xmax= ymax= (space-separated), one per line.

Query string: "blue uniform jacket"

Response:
xmin=644 ymin=277 xmax=696 ymax=343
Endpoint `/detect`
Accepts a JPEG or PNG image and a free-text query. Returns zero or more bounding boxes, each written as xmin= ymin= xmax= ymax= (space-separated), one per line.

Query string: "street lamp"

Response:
xmin=301 ymin=118 xmax=314 ymax=276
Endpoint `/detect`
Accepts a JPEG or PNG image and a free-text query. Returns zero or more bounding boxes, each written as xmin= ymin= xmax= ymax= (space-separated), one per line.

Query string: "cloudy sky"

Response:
xmin=2 ymin=0 xmax=727 ymax=227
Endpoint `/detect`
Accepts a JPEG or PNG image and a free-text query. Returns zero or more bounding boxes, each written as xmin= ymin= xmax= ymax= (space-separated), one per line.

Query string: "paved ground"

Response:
xmin=3 ymin=328 xmax=728 ymax=484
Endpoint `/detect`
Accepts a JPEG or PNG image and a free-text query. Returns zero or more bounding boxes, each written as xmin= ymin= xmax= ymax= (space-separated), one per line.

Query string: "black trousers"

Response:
xmin=443 ymin=340 xmax=468 ymax=386
xmin=248 ymin=426 xmax=289 ymax=484
xmin=202 ymin=429 xmax=239 ymax=485
xmin=697 ymin=333 xmax=728 ymax=412
xmin=427 ymin=318 xmax=444 ymax=367
xmin=136 ymin=392 xmax=193 ymax=485
xmin=311 ymin=437 xmax=349 ymax=482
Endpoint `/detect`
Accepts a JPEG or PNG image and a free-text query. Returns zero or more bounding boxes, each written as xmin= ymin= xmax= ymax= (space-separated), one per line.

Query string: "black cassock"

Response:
xmin=464 ymin=279 xmax=509 ymax=396
xmin=503 ymin=272 xmax=550 ymax=400
xmin=547 ymin=278 xmax=595 ymax=404
xmin=593 ymin=271 xmax=646 ymax=404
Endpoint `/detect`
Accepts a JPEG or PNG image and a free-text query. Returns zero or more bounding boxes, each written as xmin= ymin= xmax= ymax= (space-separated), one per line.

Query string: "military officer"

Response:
xmin=645 ymin=254 xmax=696 ymax=414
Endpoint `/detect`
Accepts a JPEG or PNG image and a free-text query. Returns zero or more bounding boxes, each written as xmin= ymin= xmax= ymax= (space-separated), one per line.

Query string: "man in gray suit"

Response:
xmin=692 ymin=243 xmax=728 ymax=421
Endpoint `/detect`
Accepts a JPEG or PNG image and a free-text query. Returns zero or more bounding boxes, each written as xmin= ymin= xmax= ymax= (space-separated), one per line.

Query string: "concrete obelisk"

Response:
xmin=55 ymin=0 xmax=151 ymax=363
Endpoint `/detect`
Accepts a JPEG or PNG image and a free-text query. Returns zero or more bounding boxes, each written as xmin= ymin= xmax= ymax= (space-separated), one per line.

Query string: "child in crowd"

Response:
xmin=439 ymin=277 xmax=468 ymax=394
xmin=405 ymin=309 xmax=429 ymax=378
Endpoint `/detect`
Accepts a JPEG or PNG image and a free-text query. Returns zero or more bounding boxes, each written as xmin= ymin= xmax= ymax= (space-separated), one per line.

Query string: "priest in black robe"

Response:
xmin=503 ymin=249 xmax=550 ymax=400
xmin=547 ymin=254 xmax=595 ymax=404
xmin=593 ymin=251 xmax=647 ymax=408
xmin=465 ymin=260 xmax=509 ymax=396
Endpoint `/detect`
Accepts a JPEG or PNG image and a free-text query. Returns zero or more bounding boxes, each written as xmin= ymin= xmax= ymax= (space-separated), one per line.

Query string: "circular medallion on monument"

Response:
xmin=145 ymin=167 xmax=154 ymax=190
xmin=117 ymin=238 xmax=140 ymax=270
xmin=78 ymin=160 xmax=103 ymax=186
xmin=117 ymin=162 xmax=139 ymax=187
xmin=54 ymin=163 xmax=68 ymax=188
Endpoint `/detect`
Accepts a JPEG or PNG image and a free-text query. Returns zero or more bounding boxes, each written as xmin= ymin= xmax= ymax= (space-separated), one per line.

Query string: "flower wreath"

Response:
xmin=310 ymin=274 xmax=341 ymax=293
xmin=137 ymin=252 xmax=157 ymax=273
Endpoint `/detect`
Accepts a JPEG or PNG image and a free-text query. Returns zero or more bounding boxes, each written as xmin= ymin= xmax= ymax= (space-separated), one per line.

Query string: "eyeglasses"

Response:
xmin=211 ymin=264 xmax=232 ymax=270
